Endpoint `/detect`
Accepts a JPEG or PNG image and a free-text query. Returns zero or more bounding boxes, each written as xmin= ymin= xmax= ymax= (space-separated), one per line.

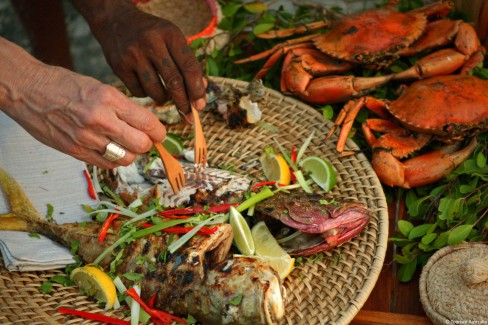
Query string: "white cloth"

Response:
xmin=0 ymin=112 xmax=98 ymax=271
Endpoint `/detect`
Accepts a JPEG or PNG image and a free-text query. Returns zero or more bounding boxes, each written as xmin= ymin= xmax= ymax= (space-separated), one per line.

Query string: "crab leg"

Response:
xmin=234 ymin=34 xmax=317 ymax=64
xmin=296 ymin=74 xmax=393 ymax=106
xmin=372 ymin=137 xmax=477 ymax=188
xmin=326 ymin=96 xmax=392 ymax=153
xmin=281 ymin=48 xmax=354 ymax=93
xmin=255 ymin=21 xmax=330 ymax=39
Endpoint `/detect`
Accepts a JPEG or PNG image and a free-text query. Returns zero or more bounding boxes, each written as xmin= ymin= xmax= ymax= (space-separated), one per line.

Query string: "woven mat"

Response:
xmin=0 ymin=77 xmax=388 ymax=325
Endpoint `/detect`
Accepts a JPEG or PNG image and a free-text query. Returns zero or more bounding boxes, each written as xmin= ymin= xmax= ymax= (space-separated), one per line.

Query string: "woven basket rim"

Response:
xmin=0 ymin=77 xmax=389 ymax=325
xmin=419 ymin=242 xmax=488 ymax=325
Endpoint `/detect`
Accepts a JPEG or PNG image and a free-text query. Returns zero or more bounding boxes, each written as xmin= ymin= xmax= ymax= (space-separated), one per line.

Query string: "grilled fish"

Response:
xmin=102 ymin=155 xmax=251 ymax=208
xmin=0 ymin=166 xmax=285 ymax=325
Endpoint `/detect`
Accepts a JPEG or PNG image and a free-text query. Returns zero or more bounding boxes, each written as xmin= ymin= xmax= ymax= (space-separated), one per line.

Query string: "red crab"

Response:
xmin=235 ymin=1 xmax=484 ymax=105
xmin=327 ymin=74 xmax=488 ymax=188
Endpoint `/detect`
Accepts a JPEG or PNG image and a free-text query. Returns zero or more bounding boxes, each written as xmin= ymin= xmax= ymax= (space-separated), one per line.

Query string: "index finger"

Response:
xmin=156 ymin=37 xmax=206 ymax=116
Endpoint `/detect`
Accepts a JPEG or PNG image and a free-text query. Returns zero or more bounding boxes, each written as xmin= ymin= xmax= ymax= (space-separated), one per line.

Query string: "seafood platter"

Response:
xmin=0 ymin=77 xmax=388 ymax=324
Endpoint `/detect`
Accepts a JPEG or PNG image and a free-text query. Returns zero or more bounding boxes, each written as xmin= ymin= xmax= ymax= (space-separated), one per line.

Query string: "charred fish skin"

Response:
xmin=255 ymin=192 xmax=370 ymax=256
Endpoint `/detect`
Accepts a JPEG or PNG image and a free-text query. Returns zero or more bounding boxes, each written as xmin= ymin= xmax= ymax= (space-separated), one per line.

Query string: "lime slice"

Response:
xmin=229 ymin=206 xmax=255 ymax=256
xmin=259 ymin=152 xmax=291 ymax=185
xmin=70 ymin=265 xmax=117 ymax=309
xmin=162 ymin=133 xmax=184 ymax=155
xmin=299 ymin=156 xmax=337 ymax=192
xmin=251 ymin=221 xmax=289 ymax=258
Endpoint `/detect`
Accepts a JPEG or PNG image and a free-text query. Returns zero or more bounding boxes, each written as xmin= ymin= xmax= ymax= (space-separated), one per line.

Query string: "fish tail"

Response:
xmin=0 ymin=166 xmax=43 ymax=231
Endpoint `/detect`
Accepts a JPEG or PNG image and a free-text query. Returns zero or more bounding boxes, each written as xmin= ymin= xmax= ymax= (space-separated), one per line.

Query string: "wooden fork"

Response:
xmin=192 ymin=106 xmax=207 ymax=170
xmin=154 ymin=142 xmax=185 ymax=194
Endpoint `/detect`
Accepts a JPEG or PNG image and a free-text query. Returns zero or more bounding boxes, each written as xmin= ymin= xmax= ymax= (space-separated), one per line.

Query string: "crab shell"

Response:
xmin=314 ymin=8 xmax=427 ymax=68
xmin=388 ymin=75 xmax=488 ymax=138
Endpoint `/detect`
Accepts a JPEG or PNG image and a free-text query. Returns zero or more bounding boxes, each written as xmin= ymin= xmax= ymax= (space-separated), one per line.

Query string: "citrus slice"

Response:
xmin=259 ymin=152 xmax=291 ymax=185
xmin=162 ymin=133 xmax=185 ymax=155
xmin=251 ymin=221 xmax=289 ymax=258
xmin=229 ymin=206 xmax=255 ymax=256
xmin=70 ymin=265 xmax=117 ymax=309
xmin=234 ymin=255 xmax=295 ymax=280
xmin=299 ymin=155 xmax=337 ymax=192
xmin=259 ymin=255 xmax=295 ymax=279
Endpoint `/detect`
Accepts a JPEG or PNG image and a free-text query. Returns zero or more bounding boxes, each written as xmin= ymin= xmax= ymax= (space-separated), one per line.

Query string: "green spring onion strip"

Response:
xmin=205 ymin=213 xmax=229 ymax=225
xmin=294 ymin=170 xmax=313 ymax=193
xmin=296 ymin=130 xmax=315 ymax=163
xmin=91 ymin=166 xmax=103 ymax=194
xmin=122 ymin=208 xmax=159 ymax=226
xmin=276 ymin=230 xmax=302 ymax=244
xmin=168 ymin=215 xmax=217 ymax=254
xmin=236 ymin=186 xmax=274 ymax=212
xmin=93 ymin=228 xmax=136 ymax=265
xmin=131 ymin=218 xmax=198 ymax=239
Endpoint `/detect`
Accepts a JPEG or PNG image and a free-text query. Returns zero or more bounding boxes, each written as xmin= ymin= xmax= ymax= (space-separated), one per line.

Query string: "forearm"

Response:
xmin=69 ymin=0 xmax=135 ymax=29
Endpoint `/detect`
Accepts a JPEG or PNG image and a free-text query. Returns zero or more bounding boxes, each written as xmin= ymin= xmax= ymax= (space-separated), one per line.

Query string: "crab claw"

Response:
xmin=255 ymin=192 xmax=370 ymax=256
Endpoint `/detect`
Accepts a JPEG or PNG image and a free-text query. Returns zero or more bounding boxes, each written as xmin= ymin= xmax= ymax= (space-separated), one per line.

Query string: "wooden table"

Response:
xmin=351 ymin=201 xmax=433 ymax=325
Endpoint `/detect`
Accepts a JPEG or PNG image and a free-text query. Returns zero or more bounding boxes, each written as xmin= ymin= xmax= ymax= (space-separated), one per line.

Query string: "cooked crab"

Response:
xmin=235 ymin=1 xmax=484 ymax=104
xmin=327 ymin=74 xmax=488 ymax=188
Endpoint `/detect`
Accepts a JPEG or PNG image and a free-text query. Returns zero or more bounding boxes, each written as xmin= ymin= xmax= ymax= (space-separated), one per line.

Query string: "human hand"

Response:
xmin=0 ymin=40 xmax=166 ymax=169
xmin=82 ymin=1 xmax=207 ymax=122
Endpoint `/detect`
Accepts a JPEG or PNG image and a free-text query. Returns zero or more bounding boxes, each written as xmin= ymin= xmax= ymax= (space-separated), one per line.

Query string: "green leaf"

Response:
xmin=432 ymin=231 xmax=450 ymax=249
xmin=253 ymin=23 xmax=275 ymax=35
xmin=222 ymin=3 xmax=242 ymax=17
xmin=206 ymin=57 xmax=219 ymax=76
xmin=123 ymin=272 xmax=145 ymax=282
xmin=408 ymin=224 xmax=433 ymax=240
xmin=394 ymin=254 xmax=414 ymax=264
xmin=28 ymin=233 xmax=41 ymax=239
xmin=229 ymin=293 xmax=244 ymax=305
xmin=39 ymin=281 xmax=53 ymax=294
xmin=476 ymin=152 xmax=486 ymax=168
xmin=398 ymin=220 xmax=414 ymax=237
xmin=448 ymin=224 xmax=473 ymax=245
xmin=398 ymin=257 xmax=418 ymax=282
xmin=421 ymin=233 xmax=437 ymax=245
xmin=243 ymin=2 xmax=268 ymax=13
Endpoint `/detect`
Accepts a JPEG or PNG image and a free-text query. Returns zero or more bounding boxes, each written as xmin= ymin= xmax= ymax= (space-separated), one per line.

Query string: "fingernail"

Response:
xmin=194 ymin=98 xmax=206 ymax=110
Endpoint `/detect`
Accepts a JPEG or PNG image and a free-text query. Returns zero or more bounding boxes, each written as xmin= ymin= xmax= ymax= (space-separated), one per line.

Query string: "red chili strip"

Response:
xmin=83 ymin=169 xmax=97 ymax=200
xmin=148 ymin=293 xmax=157 ymax=308
xmin=98 ymin=213 xmax=121 ymax=242
xmin=291 ymin=146 xmax=297 ymax=163
xmin=159 ymin=203 xmax=238 ymax=217
xmin=125 ymin=288 xmax=186 ymax=325
xmin=186 ymin=16 xmax=218 ymax=43
xmin=163 ymin=226 xmax=218 ymax=235
xmin=58 ymin=308 xmax=130 ymax=325
xmin=141 ymin=223 xmax=153 ymax=228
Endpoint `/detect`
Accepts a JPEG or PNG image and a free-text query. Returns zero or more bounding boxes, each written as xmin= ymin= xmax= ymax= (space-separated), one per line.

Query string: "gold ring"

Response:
xmin=102 ymin=141 xmax=126 ymax=162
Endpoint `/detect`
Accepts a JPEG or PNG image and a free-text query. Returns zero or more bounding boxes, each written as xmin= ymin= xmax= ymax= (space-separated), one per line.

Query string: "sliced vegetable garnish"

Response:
xmin=98 ymin=213 xmax=121 ymax=242
xmin=94 ymin=228 xmax=136 ymax=265
xmin=236 ymin=186 xmax=274 ymax=212
xmin=162 ymin=226 xmax=218 ymax=235
xmin=131 ymin=218 xmax=197 ymax=239
xmin=130 ymin=285 xmax=141 ymax=325
xmin=83 ymin=169 xmax=97 ymax=200
xmin=158 ymin=203 xmax=238 ymax=217
xmin=125 ymin=288 xmax=187 ymax=325
xmin=113 ymin=277 xmax=151 ymax=324
xmin=58 ymin=308 xmax=129 ymax=325
xmin=295 ymin=130 xmax=315 ymax=163
xmin=168 ymin=215 xmax=217 ymax=254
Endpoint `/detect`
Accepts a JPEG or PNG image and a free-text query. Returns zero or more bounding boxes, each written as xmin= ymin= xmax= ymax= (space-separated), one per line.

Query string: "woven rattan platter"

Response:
xmin=0 ymin=77 xmax=389 ymax=325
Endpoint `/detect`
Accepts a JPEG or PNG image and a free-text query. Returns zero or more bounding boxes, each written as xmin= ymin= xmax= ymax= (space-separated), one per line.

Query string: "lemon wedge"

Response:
xmin=251 ymin=221 xmax=289 ymax=258
xmin=70 ymin=265 xmax=117 ymax=309
xmin=229 ymin=206 xmax=255 ymax=256
xmin=259 ymin=152 xmax=291 ymax=185
xmin=299 ymin=155 xmax=337 ymax=192
xmin=257 ymin=255 xmax=295 ymax=279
